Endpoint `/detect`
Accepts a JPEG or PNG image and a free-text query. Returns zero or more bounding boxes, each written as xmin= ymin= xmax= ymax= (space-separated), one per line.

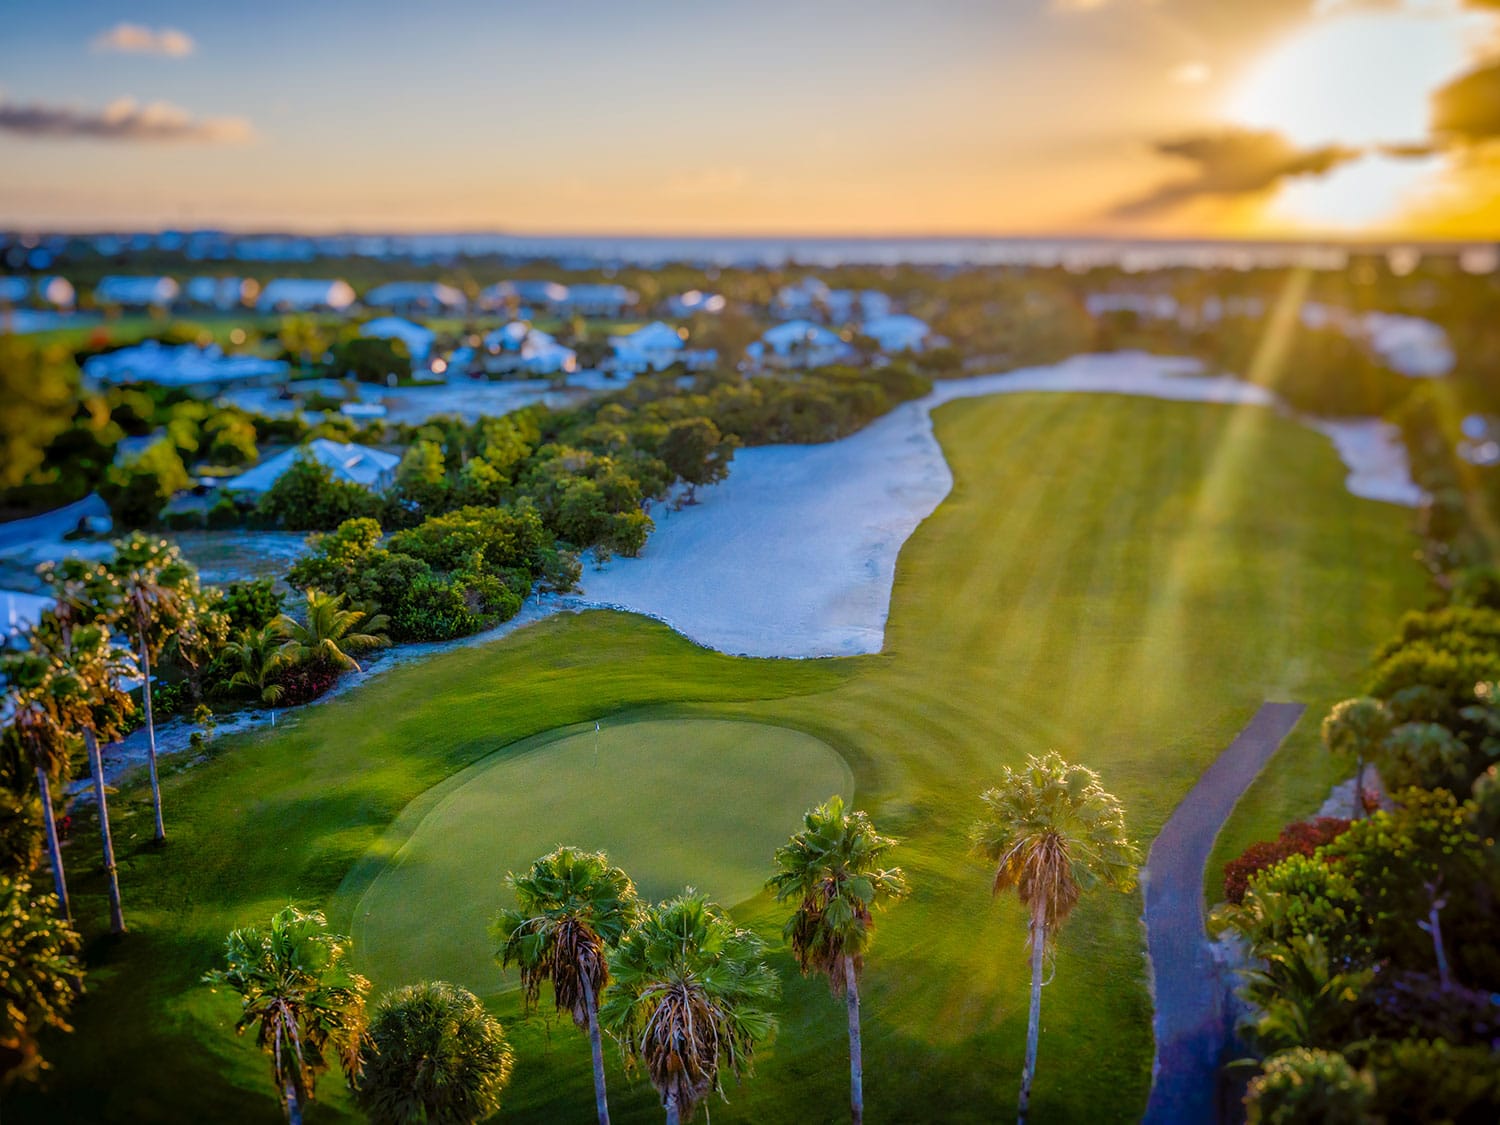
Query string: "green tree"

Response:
xmin=0 ymin=338 xmax=81 ymax=491
xmin=394 ymin=440 xmax=449 ymax=513
xmin=1375 ymin=721 xmax=1470 ymax=792
xmin=1238 ymin=935 xmax=1372 ymax=1053
xmin=355 ymin=981 xmax=514 ymax=1125
xmin=970 ymin=753 xmax=1140 ymax=1124
xmin=600 ymin=890 xmax=778 ymax=1125
xmin=767 ymin=796 xmax=907 ymax=1125
xmin=202 ymin=906 xmax=370 ymax=1125
xmin=658 ymin=417 xmax=736 ymax=504
xmin=492 ymin=847 xmax=640 ymax=1125
xmin=1321 ymin=697 xmax=1392 ymax=819
xmin=0 ymin=874 xmax=82 ymax=1088
xmin=276 ymin=590 xmax=390 ymax=673
xmin=106 ymin=533 xmax=206 ymax=843
xmin=99 ymin=438 xmax=192 ymax=528
xmin=223 ymin=626 xmax=291 ymax=704
xmin=1245 ymin=1048 xmax=1373 ymax=1125
xmin=257 ymin=455 xmax=380 ymax=531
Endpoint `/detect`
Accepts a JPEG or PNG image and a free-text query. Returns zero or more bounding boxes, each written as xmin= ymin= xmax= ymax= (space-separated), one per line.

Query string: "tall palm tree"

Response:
xmin=0 ymin=650 xmax=77 ymax=920
xmin=768 ymin=795 xmax=907 ymax=1125
xmin=224 ymin=625 xmax=291 ymax=704
xmin=106 ymin=533 xmax=201 ymax=843
xmin=355 ymin=981 xmax=514 ymax=1125
xmin=202 ymin=905 xmax=370 ymax=1125
xmin=492 ymin=846 xmax=640 ymax=1125
xmin=599 ymin=890 xmax=779 ymax=1125
xmin=971 ymin=752 xmax=1139 ymax=1124
xmin=276 ymin=590 xmax=390 ymax=673
xmin=1321 ymin=698 xmax=1391 ymax=819
xmin=43 ymin=618 xmax=136 ymax=936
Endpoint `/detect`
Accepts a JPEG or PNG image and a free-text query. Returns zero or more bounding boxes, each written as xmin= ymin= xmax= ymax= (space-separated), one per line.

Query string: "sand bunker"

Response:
xmin=574 ymin=352 xmax=1424 ymax=657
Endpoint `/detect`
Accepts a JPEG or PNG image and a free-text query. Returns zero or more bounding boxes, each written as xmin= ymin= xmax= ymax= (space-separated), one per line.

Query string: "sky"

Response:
xmin=2 ymin=0 xmax=1499 ymax=238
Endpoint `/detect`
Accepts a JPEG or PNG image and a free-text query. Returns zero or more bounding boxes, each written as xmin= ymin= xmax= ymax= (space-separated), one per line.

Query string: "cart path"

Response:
xmin=1142 ymin=701 xmax=1306 ymax=1124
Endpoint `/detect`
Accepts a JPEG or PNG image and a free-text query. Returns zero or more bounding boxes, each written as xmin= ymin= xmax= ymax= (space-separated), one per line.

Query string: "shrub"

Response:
xmin=99 ymin=438 xmax=192 ymax=528
xmin=1220 ymin=854 xmax=1368 ymax=963
xmin=1245 ymin=1048 xmax=1373 ymax=1125
xmin=221 ymin=578 xmax=281 ymax=633
xmin=257 ymin=455 xmax=381 ymax=531
xmin=269 ymin=664 xmax=340 ymax=707
xmin=1360 ymin=1038 xmax=1500 ymax=1123
xmin=1224 ymin=818 xmax=1351 ymax=904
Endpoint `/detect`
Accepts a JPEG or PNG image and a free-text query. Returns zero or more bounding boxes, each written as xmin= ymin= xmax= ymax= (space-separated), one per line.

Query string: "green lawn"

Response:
xmin=14 ymin=392 xmax=1423 ymax=1124
xmin=339 ymin=718 xmax=851 ymax=995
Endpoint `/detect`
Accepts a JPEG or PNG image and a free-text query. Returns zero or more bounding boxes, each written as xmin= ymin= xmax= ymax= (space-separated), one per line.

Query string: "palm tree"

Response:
xmin=599 ymin=890 xmax=779 ymax=1125
xmin=355 ymin=981 xmax=513 ymax=1125
xmin=202 ymin=905 xmax=370 ymax=1125
xmin=276 ymin=590 xmax=390 ymax=673
xmin=1321 ymin=698 xmax=1392 ymax=819
xmin=0 ymin=650 xmax=78 ymax=920
xmin=224 ymin=625 xmax=291 ymax=704
xmin=492 ymin=846 xmax=640 ymax=1125
xmin=106 ymin=533 xmax=201 ymax=843
xmin=768 ymin=795 xmax=907 ymax=1125
xmin=971 ymin=752 xmax=1140 ymax=1124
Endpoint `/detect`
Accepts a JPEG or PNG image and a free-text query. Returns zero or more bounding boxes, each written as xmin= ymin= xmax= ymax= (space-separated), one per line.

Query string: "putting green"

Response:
xmin=344 ymin=718 xmax=851 ymax=996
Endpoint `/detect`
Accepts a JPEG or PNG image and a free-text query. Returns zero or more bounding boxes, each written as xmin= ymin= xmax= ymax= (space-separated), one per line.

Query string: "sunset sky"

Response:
xmin=2 ymin=0 xmax=1499 ymax=237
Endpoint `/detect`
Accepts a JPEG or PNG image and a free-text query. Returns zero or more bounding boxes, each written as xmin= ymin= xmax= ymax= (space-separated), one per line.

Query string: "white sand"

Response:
xmin=574 ymin=352 xmax=1425 ymax=658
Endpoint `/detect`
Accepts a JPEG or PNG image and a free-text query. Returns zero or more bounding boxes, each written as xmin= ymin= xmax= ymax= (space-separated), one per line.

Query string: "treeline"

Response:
xmin=1211 ymin=574 xmax=1500 ymax=1121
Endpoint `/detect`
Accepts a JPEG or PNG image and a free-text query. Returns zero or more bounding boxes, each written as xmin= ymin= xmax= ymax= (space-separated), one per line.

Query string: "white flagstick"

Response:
xmin=594 ymin=720 xmax=601 ymax=766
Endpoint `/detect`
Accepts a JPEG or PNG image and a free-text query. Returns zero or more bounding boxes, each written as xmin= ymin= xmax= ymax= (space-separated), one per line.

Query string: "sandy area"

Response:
xmin=575 ymin=352 xmax=1425 ymax=658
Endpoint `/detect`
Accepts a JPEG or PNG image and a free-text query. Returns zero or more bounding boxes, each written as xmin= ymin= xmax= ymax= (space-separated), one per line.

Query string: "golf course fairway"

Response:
xmin=342 ymin=718 xmax=851 ymax=995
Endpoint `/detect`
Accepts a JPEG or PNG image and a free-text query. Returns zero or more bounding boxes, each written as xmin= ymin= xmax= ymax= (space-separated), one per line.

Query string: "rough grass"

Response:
xmin=15 ymin=392 xmax=1423 ymax=1124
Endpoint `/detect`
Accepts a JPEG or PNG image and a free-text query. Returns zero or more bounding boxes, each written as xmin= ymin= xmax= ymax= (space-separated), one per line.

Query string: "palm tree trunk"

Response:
xmin=1353 ymin=754 xmax=1365 ymax=819
xmin=284 ymin=1080 xmax=303 ymax=1125
xmin=139 ymin=631 xmax=166 ymax=843
xmin=35 ymin=765 xmax=70 ymax=921
xmin=580 ymin=969 xmax=612 ymax=1125
xmin=844 ymin=953 xmax=864 ymax=1125
xmin=83 ymin=728 xmax=126 ymax=935
xmin=1018 ymin=916 xmax=1047 ymax=1125
xmin=664 ymin=1091 xmax=680 ymax=1125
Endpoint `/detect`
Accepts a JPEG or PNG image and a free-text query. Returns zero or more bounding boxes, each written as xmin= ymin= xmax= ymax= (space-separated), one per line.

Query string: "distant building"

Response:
xmin=185 ymin=276 xmax=254 ymax=309
xmin=747 ymin=320 xmax=855 ymax=370
xmin=363 ymin=281 xmax=466 ymax=314
xmin=564 ymin=283 xmax=637 ymax=318
xmin=861 ymin=314 xmax=932 ymax=354
xmin=257 ymin=278 xmax=357 ymax=313
xmin=664 ymin=290 xmax=727 ymax=317
xmin=479 ymin=280 xmax=570 ymax=314
xmin=36 ymin=276 xmax=75 ymax=307
xmin=94 ymin=275 xmax=180 ymax=307
xmin=481 ymin=322 xmax=577 ymax=375
xmin=608 ymin=321 xmax=685 ymax=372
xmin=358 ymin=316 xmax=437 ymax=363
xmin=222 ymin=439 xmax=400 ymax=494
xmin=0 ymin=277 xmax=29 ymax=304
xmin=772 ymin=278 xmax=891 ymax=323
xmin=83 ymin=342 xmax=289 ymax=395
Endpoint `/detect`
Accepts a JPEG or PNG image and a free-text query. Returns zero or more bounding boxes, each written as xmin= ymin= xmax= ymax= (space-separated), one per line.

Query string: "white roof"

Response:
xmin=862 ymin=314 xmax=931 ymax=352
xmin=359 ymin=316 xmax=436 ymax=361
xmin=566 ymin=283 xmax=635 ymax=306
xmin=37 ymin=276 xmax=75 ymax=306
xmin=95 ymin=276 xmax=180 ymax=305
xmin=257 ymin=278 xmax=356 ymax=311
xmin=612 ymin=321 xmax=684 ymax=354
xmin=83 ymin=341 xmax=289 ymax=388
xmin=364 ymin=281 xmax=466 ymax=309
xmin=1 ymin=589 xmax=51 ymax=637
xmin=185 ymin=276 xmax=249 ymax=306
xmin=483 ymin=321 xmax=539 ymax=352
xmin=668 ymin=290 xmax=726 ymax=314
xmin=483 ymin=280 xmax=570 ymax=306
xmin=0 ymin=277 xmax=29 ymax=303
xmin=761 ymin=319 xmax=846 ymax=353
xmin=224 ymin=439 xmax=400 ymax=493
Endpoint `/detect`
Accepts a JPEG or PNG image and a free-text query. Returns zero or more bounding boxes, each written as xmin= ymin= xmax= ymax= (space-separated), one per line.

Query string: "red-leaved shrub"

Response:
xmin=272 ymin=664 xmax=341 ymax=707
xmin=1223 ymin=817 xmax=1352 ymax=904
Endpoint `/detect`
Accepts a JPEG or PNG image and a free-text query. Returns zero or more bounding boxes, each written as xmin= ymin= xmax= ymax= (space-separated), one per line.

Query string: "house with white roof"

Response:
xmin=479 ymin=280 xmax=571 ymax=314
xmin=861 ymin=314 xmax=933 ymax=355
xmin=257 ymin=278 xmax=357 ymax=313
xmin=223 ymin=439 xmax=400 ymax=494
xmin=94 ymin=275 xmax=180 ymax=307
xmin=1 ymin=588 xmax=52 ymax=650
xmin=664 ymin=290 xmax=727 ymax=317
xmin=772 ymin=278 xmax=891 ymax=324
xmin=481 ymin=323 xmax=577 ymax=375
xmin=609 ymin=321 xmax=684 ymax=371
xmin=185 ymin=276 xmax=253 ymax=310
xmin=563 ymin=283 xmax=637 ymax=318
xmin=0 ymin=277 xmax=29 ymax=304
xmin=36 ymin=276 xmax=75 ymax=307
xmin=1360 ymin=313 xmax=1454 ymax=378
xmin=364 ymin=281 xmax=466 ymax=313
xmin=747 ymin=320 xmax=855 ymax=370
xmin=358 ymin=316 xmax=436 ymax=363
xmin=83 ymin=342 xmax=289 ymax=396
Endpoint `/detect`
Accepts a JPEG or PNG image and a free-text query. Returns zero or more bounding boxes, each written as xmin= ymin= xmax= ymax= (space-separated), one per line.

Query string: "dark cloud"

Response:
xmin=0 ymin=97 xmax=250 ymax=143
xmin=1109 ymin=128 xmax=1359 ymax=218
xmin=1431 ymin=60 xmax=1500 ymax=143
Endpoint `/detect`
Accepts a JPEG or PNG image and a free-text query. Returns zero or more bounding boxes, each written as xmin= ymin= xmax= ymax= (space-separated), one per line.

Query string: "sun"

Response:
xmin=1225 ymin=6 xmax=1483 ymax=149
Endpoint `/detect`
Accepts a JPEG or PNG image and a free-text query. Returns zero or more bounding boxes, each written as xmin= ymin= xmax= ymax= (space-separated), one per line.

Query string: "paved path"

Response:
xmin=1142 ymin=701 xmax=1306 ymax=1124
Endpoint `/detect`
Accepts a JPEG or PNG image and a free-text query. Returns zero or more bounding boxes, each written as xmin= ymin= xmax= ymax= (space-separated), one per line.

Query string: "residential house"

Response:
xmin=222 ymin=439 xmax=400 ymax=495
xmin=358 ymin=316 xmax=436 ymax=363
xmin=256 ymin=278 xmax=357 ymax=313
xmin=363 ymin=281 xmax=467 ymax=314
xmin=861 ymin=314 xmax=933 ymax=355
xmin=94 ymin=275 xmax=181 ymax=307
xmin=481 ymin=323 xmax=577 ymax=375
xmin=83 ymin=342 xmax=289 ymax=396
xmin=664 ymin=290 xmax=727 ymax=317
xmin=185 ymin=276 xmax=254 ymax=310
xmin=747 ymin=320 xmax=855 ymax=370
xmin=563 ymin=283 xmax=637 ymax=318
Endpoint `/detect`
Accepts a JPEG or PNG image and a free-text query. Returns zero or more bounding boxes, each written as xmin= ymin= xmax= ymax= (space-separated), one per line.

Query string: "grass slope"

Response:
xmin=15 ymin=392 xmax=1422 ymax=1124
